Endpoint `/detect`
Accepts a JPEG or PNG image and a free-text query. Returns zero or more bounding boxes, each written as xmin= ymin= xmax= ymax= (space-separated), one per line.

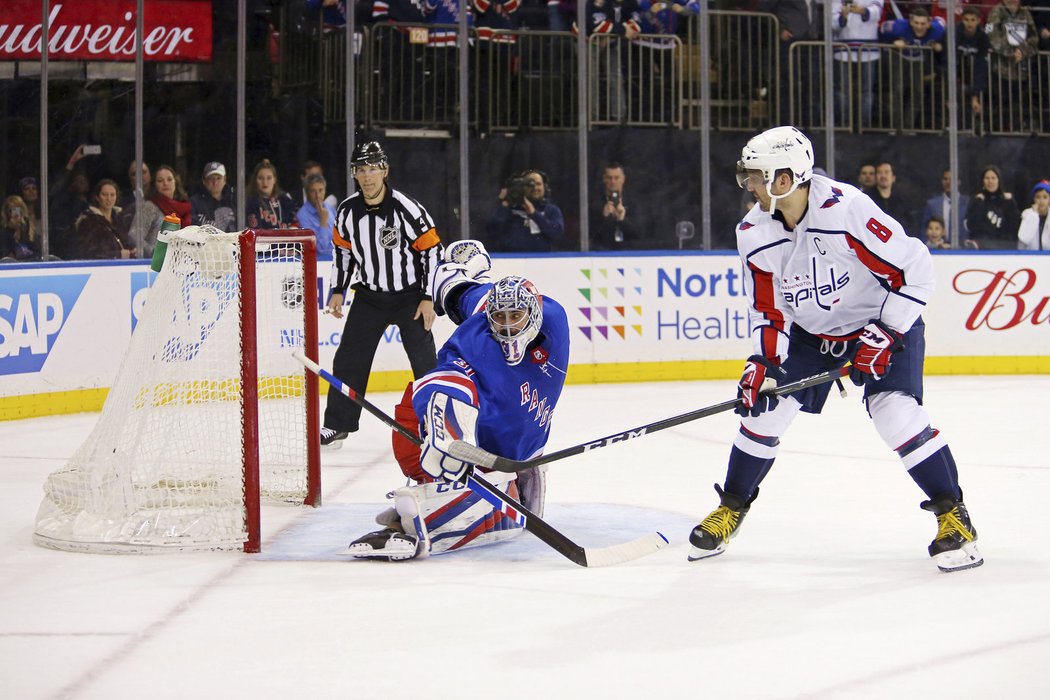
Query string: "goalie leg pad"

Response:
xmin=394 ymin=471 xmax=525 ymax=556
xmin=515 ymin=465 xmax=548 ymax=518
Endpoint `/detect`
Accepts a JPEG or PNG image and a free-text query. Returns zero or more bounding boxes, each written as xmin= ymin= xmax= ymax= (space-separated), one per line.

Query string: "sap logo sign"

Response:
xmin=130 ymin=271 xmax=158 ymax=331
xmin=0 ymin=275 xmax=89 ymax=375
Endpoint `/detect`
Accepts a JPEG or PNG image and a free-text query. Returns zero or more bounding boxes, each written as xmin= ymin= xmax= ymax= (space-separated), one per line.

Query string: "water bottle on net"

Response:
xmin=151 ymin=214 xmax=181 ymax=272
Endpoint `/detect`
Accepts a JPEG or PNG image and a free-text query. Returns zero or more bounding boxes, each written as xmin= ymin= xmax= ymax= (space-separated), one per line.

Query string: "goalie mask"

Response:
xmin=736 ymin=126 xmax=813 ymax=213
xmin=486 ymin=276 xmax=543 ymax=366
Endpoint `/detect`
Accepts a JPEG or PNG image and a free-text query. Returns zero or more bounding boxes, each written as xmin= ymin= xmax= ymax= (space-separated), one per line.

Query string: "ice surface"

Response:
xmin=1 ymin=376 xmax=1048 ymax=699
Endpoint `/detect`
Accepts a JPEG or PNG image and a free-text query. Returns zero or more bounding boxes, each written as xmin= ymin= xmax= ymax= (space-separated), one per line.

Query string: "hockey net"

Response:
xmin=33 ymin=228 xmax=320 ymax=553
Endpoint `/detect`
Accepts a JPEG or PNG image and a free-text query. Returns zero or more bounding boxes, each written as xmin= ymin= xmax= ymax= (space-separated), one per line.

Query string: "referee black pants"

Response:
xmin=324 ymin=287 xmax=437 ymax=433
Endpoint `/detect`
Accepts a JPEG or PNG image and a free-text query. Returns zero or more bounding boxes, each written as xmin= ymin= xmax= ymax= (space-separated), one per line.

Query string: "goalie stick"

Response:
xmin=448 ymin=365 xmax=852 ymax=473
xmin=292 ymin=350 xmax=668 ymax=568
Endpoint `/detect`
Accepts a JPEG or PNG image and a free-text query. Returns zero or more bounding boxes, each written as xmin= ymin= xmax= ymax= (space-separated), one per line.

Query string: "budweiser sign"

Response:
xmin=953 ymin=268 xmax=1050 ymax=331
xmin=1 ymin=1 xmax=213 ymax=62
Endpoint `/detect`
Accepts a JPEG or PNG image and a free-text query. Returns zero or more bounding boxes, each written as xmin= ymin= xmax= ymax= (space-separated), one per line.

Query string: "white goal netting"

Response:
xmin=33 ymin=227 xmax=318 ymax=553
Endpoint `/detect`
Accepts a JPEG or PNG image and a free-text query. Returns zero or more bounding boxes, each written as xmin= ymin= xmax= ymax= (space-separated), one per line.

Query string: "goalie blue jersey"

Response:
xmin=412 ymin=282 xmax=570 ymax=462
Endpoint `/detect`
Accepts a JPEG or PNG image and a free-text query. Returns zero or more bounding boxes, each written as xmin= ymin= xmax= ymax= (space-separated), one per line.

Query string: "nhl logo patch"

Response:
xmin=379 ymin=225 xmax=400 ymax=249
xmin=530 ymin=346 xmax=549 ymax=364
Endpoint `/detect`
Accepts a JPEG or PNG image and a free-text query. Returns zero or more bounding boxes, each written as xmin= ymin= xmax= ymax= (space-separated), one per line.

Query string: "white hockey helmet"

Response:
xmin=736 ymin=126 xmax=814 ymax=208
xmin=486 ymin=276 xmax=543 ymax=366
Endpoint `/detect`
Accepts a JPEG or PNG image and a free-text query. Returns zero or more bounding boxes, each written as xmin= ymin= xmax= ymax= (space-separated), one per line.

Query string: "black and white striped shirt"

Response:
xmin=330 ymin=187 xmax=442 ymax=296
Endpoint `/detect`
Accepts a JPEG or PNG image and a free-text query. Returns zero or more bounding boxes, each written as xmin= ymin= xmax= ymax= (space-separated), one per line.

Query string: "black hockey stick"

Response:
xmin=292 ymin=351 xmax=668 ymax=568
xmin=448 ymin=365 xmax=852 ymax=473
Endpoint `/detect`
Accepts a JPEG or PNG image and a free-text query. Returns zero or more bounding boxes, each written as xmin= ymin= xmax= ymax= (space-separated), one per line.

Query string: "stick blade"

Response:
xmin=582 ymin=531 xmax=669 ymax=568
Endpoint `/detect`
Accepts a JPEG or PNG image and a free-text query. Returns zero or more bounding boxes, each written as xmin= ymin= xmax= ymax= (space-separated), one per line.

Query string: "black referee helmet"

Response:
xmin=351 ymin=141 xmax=388 ymax=170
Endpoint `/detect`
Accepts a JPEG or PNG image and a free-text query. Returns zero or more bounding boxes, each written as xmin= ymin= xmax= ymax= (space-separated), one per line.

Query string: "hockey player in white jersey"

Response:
xmin=688 ymin=126 xmax=983 ymax=572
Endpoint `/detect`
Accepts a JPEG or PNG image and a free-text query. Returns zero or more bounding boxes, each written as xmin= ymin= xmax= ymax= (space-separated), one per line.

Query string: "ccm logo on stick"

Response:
xmin=583 ymin=428 xmax=648 ymax=451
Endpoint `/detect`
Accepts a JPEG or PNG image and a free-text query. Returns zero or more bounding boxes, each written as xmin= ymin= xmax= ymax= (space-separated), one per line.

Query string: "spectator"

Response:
xmin=116 ymin=159 xmax=162 ymax=257
xmin=855 ymin=162 xmax=876 ymax=189
xmin=486 ymin=169 xmax=565 ymax=252
xmin=548 ymin=0 xmax=575 ymax=31
xmin=191 ymin=161 xmax=237 ymax=232
xmin=924 ymin=215 xmax=951 ymax=250
xmin=119 ymin=160 xmax=151 ymax=208
xmin=298 ymin=160 xmax=339 ymax=209
xmin=1033 ymin=0 xmax=1050 ymax=51
xmin=70 ymin=180 xmax=134 ymax=260
xmin=48 ymin=145 xmax=97 ymax=256
xmin=926 ymin=0 xmax=983 ymax=25
xmin=150 ymin=165 xmax=192 ymax=227
xmin=865 ymin=162 xmax=916 ymax=234
xmin=371 ymin=0 xmax=429 ymax=123
xmin=758 ymin=1 xmax=815 ymax=124
xmin=832 ymin=0 xmax=884 ymax=129
xmin=919 ymin=169 xmax=969 ymax=246
xmin=424 ymin=0 xmax=472 ymax=126
xmin=305 ymin=0 xmax=351 ymax=29
xmin=965 ymin=165 xmax=1020 ymax=249
xmin=1 ymin=195 xmax=40 ymax=261
xmin=985 ymin=0 xmax=1038 ymax=132
xmin=879 ymin=6 xmax=945 ymax=131
xmin=17 ymin=177 xmax=42 ymax=234
xmin=955 ymin=6 xmax=990 ymax=124
xmin=296 ymin=172 xmax=336 ymax=258
xmin=579 ymin=0 xmax=642 ymax=123
xmin=1017 ymin=180 xmax=1050 ymax=250
xmin=591 ymin=162 xmax=643 ymax=250
xmin=636 ymin=1 xmax=699 ymax=124
xmin=473 ymin=1 xmax=521 ymax=132
xmin=245 ymin=159 xmax=297 ymax=230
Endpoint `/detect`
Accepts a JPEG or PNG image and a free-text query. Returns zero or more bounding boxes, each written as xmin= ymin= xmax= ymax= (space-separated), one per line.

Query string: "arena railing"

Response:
xmin=678 ymin=11 xmax=780 ymax=132
xmin=479 ymin=30 xmax=579 ymax=132
xmin=303 ymin=13 xmax=1047 ymax=138
xmin=319 ymin=26 xmax=369 ymax=126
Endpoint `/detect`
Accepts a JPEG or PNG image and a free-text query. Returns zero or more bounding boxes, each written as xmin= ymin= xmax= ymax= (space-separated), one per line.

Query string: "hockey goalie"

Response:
xmin=348 ymin=241 xmax=571 ymax=561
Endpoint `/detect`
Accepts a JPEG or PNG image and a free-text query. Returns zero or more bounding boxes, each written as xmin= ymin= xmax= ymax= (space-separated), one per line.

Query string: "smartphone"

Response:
xmin=609 ymin=191 xmax=621 ymax=206
xmin=83 ymin=145 xmax=102 ymax=155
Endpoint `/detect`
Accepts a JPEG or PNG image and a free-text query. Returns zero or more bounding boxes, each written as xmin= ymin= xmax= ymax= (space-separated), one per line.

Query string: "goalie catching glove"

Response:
xmin=429 ymin=240 xmax=491 ymax=320
xmin=735 ymin=354 xmax=786 ymax=417
xmin=849 ymin=320 xmax=904 ymax=386
xmin=420 ymin=393 xmax=479 ymax=483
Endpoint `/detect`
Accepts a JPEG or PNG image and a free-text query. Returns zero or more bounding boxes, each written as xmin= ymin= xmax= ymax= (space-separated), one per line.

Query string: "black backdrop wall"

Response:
xmin=370 ymin=129 xmax=1050 ymax=251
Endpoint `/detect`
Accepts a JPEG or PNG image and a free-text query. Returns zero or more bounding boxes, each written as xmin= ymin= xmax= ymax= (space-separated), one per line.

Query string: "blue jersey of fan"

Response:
xmin=412 ymin=282 xmax=570 ymax=462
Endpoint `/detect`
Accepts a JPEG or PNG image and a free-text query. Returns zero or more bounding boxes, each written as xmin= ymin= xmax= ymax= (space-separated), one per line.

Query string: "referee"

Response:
xmin=321 ymin=141 xmax=443 ymax=448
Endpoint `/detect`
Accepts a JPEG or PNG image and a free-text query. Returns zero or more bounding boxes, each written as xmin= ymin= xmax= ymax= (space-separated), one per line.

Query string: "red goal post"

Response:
xmin=240 ymin=229 xmax=322 ymax=551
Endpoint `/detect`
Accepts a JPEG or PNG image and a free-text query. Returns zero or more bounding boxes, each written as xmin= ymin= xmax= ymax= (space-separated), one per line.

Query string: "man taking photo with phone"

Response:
xmin=591 ymin=162 xmax=642 ymax=250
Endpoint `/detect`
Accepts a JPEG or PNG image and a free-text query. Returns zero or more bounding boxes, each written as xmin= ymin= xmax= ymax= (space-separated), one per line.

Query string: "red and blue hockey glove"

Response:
xmin=736 ymin=354 xmax=786 ymax=417
xmin=849 ymin=320 xmax=905 ymax=386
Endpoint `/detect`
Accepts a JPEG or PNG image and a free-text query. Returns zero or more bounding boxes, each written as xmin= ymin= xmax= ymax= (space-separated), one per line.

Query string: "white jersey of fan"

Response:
xmin=737 ymin=174 xmax=934 ymax=360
